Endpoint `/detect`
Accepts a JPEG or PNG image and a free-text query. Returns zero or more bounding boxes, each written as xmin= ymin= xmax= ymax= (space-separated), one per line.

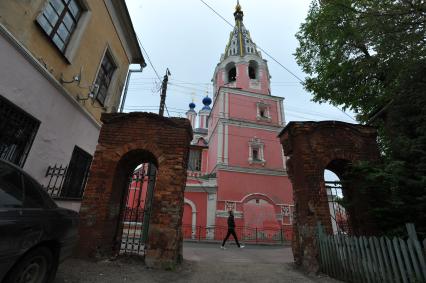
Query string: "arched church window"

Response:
xmin=228 ymin=67 xmax=236 ymax=82
xmin=249 ymin=66 xmax=256 ymax=79
xmin=248 ymin=60 xmax=258 ymax=80
xmin=226 ymin=62 xmax=237 ymax=83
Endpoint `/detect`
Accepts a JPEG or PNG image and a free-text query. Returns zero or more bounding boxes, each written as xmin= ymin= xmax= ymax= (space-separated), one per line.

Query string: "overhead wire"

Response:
xmin=136 ymin=35 xmax=174 ymax=116
xmin=136 ymin=35 xmax=162 ymax=82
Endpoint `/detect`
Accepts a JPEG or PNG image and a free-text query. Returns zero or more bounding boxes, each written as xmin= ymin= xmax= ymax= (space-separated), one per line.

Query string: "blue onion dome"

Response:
xmin=189 ymin=102 xmax=196 ymax=110
xmin=202 ymin=96 xmax=212 ymax=110
xmin=202 ymin=96 xmax=212 ymax=106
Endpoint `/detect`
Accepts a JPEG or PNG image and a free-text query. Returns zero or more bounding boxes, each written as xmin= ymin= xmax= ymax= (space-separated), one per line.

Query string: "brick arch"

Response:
xmin=77 ymin=112 xmax=192 ymax=268
xmin=279 ymin=121 xmax=379 ymax=273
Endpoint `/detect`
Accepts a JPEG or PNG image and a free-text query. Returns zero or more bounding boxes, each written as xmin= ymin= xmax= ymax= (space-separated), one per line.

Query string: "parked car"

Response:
xmin=0 ymin=159 xmax=79 ymax=283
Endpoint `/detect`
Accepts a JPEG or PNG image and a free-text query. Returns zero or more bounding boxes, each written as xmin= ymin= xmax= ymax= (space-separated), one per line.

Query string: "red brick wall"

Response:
xmin=77 ymin=112 xmax=192 ymax=268
xmin=279 ymin=121 xmax=379 ymax=273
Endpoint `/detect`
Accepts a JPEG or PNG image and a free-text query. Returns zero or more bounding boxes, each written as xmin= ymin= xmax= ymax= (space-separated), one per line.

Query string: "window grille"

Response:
xmin=36 ymin=0 xmax=82 ymax=52
xmin=0 ymin=96 xmax=40 ymax=167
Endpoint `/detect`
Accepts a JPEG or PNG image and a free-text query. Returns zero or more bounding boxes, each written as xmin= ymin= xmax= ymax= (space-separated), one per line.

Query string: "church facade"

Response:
xmin=183 ymin=3 xmax=294 ymax=242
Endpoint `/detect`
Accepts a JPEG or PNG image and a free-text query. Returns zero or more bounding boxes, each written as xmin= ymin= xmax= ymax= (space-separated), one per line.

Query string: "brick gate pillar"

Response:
xmin=279 ymin=121 xmax=379 ymax=273
xmin=77 ymin=112 xmax=192 ymax=269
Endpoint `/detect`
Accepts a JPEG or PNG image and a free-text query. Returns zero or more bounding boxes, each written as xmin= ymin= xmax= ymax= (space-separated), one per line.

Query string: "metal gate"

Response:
xmin=325 ymin=181 xmax=349 ymax=234
xmin=119 ymin=163 xmax=157 ymax=256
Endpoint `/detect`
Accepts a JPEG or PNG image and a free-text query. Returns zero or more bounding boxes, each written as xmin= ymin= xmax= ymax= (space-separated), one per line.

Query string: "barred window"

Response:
xmin=188 ymin=149 xmax=202 ymax=171
xmin=94 ymin=51 xmax=116 ymax=106
xmin=36 ymin=0 xmax=82 ymax=52
xmin=0 ymin=96 xmax=40 ymax=167
xmin=60 ymin=146 xmax=92 ymax=199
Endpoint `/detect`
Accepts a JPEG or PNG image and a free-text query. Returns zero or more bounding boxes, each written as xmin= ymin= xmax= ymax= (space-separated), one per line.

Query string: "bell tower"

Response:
xmin=212 ymin=1 xmax=271 ymax=96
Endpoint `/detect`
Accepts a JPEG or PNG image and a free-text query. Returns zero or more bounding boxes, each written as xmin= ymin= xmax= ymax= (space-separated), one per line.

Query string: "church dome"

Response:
xmin=189 ymin=102 xmax=196 ymax=110
xmin=202 ymin=96 xmax=212 ymax=110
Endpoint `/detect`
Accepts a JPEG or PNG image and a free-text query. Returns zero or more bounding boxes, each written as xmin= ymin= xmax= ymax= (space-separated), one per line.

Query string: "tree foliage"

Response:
xmin=295 ymin=0 xmax=425 ymax=120
xmin=296 ymin=0 xmax=426 ymax=234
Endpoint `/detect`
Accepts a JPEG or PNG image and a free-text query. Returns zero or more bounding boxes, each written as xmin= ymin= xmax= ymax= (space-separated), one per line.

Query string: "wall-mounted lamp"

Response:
xmin=60 ymin=73 xmax=80 ymax=84
xmin=76 ymin=84 xmax=98 ymax=101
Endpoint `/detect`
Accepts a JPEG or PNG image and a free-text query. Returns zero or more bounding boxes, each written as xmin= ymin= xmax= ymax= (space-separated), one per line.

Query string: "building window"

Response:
xmin=94 ymin=50 xmax=116 ymax=106
xmin=248 ymin=137 xmax=265 ymax=165
xmin=36 ymin=0 xmax=82 ymax=52
xmin=252 ymin=148 xmax=260 ymax=161
xmin=248 ymin=60 xmax=258 ymax=80
xmin=256 ymin=101 xmax=271 ymax=121
xmin=228 ymin=67 xmax=236 ymax=82
xmin=0 ymin=96 xmax=40 ymax=167
xmin=249 ymin=66 xmax=256 ymax=79
xmin=60 ymin=146 xmax=92 ymax=199
xmin=188 ymin=149 xmax=202 ymax=171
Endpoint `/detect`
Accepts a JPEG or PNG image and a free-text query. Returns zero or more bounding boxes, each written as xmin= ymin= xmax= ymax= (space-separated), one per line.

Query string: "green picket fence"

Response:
xmin=317 ymin=223 xmax=426 ymax=283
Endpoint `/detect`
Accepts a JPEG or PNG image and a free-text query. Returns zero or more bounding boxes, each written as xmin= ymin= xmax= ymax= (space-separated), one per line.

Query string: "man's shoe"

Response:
xmin=221 ymin=246 xmax=226 ymax=249
xmin=239 ymin=245 xmax=245 ymax=248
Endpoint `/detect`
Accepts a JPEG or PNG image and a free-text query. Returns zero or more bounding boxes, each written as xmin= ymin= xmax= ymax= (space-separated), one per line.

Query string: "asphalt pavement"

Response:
xmin=55 ymin=242 xmax=340 ymax=283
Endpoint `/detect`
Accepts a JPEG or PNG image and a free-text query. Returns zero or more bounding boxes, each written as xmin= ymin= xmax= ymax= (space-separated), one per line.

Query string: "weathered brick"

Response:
xmin=279 ymin=121 xmax=379 ymax=273
xmin=77 ymin=112 xmax=192 ymax=268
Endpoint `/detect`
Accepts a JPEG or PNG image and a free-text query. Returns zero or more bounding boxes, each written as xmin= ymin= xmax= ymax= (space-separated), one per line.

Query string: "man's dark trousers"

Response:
xmin=222 ymin=228 xmax=241 ymax=247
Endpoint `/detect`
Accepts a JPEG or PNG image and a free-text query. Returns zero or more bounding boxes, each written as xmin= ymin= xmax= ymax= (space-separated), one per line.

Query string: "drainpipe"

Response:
xmin=119 ymin=65 xmax=144 ymax=113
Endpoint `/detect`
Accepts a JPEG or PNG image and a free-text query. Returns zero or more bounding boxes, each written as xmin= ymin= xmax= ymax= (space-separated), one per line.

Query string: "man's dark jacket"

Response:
xmin=227 ymin=214 xmax=235 ymax=229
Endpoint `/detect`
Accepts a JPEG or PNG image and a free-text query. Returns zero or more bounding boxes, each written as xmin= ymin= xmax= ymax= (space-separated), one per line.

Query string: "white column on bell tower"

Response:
xmin=186 ymin=101 xmax=197 ymax=128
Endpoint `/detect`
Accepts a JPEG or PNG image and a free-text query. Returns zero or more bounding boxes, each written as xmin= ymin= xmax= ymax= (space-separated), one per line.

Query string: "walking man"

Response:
xmin=221 ymin=210 xmax=244 ymax=249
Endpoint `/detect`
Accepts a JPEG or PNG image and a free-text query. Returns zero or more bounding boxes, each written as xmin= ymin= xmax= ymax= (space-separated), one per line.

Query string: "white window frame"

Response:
xmin=36 ymin=0 xmax=92 ymax=63
xmin=256 ymin=101 xmax=271 ymax=122
xmin=92 ymin=45 xmax=119 ymax=108
xmin=248 ymin=137 xmax=265 ymax=165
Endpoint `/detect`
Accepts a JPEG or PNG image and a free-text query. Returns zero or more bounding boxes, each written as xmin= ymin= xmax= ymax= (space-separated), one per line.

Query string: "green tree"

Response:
xmin=296 ymin=0 xmax=425 ymax=120
xmin=295 ymin=0 xmax=426 ymax=234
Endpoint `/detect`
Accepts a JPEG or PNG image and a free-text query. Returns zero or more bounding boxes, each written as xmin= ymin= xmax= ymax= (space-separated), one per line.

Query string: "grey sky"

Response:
xmin=122 ymin=0 xmax=356 ymax=124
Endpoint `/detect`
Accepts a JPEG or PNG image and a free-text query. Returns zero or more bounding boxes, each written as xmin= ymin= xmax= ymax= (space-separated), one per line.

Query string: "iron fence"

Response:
xmin=182 ymin=224 xmax=292 ymax=244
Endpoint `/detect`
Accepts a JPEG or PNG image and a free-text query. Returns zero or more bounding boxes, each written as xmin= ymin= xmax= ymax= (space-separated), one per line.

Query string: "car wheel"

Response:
xmin=4 ymin=246 xmax=55 ymax=283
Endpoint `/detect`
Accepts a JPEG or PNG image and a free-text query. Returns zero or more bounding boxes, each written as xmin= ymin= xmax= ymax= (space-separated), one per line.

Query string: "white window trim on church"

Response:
xmin=256 ymin=101 xmax=272 ymax=122
xmin=281 ymin=204 xmax=294 ymax=225
xmin=248 ymin=137 xmax=265 ymax=166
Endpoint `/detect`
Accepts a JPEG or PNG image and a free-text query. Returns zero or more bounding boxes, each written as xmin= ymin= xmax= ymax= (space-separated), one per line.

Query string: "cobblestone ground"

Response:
xmin=55 ymin=242 xmax=340 ymax=283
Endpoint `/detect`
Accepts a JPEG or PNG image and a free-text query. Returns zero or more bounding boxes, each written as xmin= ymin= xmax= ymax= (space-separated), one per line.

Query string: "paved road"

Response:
xmin=55 ymin=242 xmax=340 ymax=283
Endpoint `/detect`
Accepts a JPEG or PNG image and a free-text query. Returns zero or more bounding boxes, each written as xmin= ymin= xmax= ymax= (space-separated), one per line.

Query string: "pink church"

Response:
xmin=182 ymin=3 xmax=294 ymax=243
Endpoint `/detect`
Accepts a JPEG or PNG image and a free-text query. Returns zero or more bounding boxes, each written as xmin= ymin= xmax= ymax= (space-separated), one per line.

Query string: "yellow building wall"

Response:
xmin=0 ymin=0 xmax=132 ymax=122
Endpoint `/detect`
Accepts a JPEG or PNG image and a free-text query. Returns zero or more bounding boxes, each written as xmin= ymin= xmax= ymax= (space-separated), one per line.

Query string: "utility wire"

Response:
xmin=136 ymin=35 xmax=162 ymax=82
xmin=165 ymin=104 xmax=171 ymax=117
xmin=199 ymin=0 xmax=234 ymax=27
